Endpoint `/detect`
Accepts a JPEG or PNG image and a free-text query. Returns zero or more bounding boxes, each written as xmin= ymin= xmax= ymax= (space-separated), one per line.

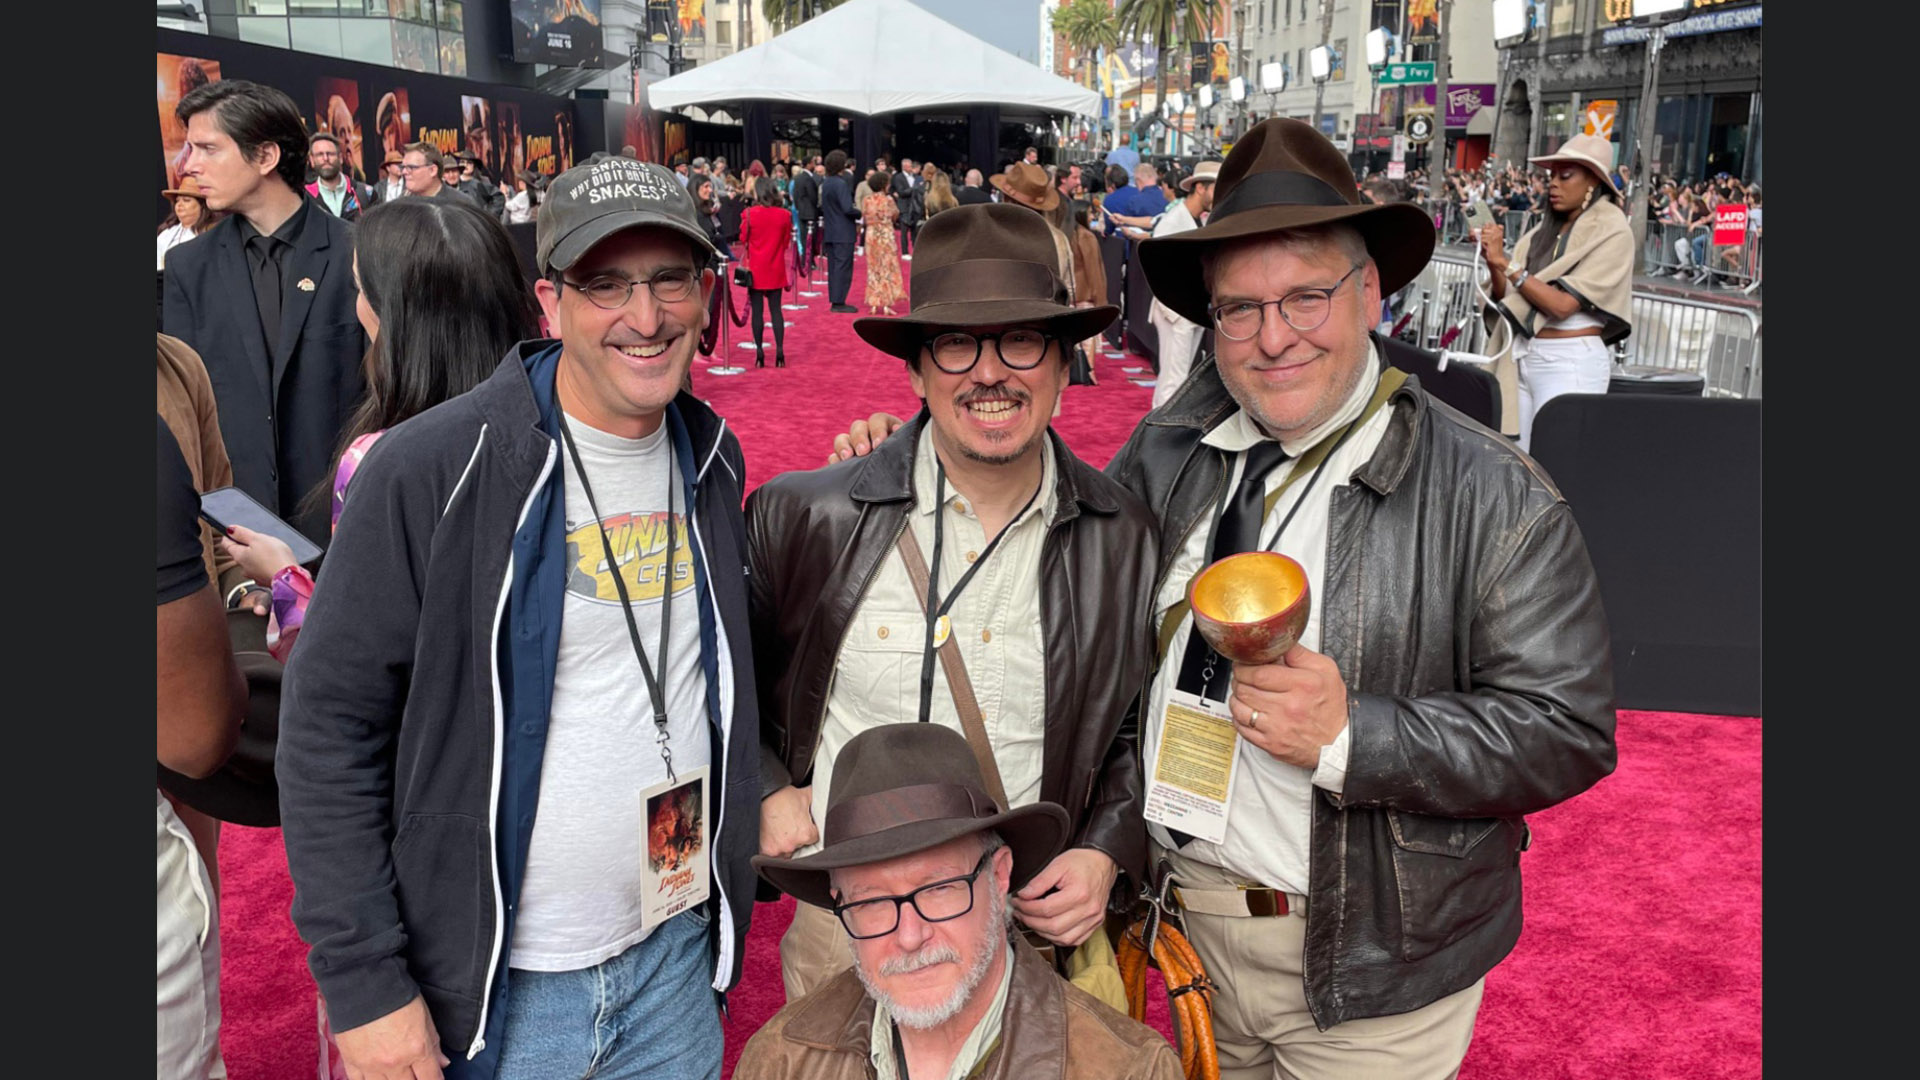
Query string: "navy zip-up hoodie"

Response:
xmin=279 ymin=342 xmax=760 ymax=1077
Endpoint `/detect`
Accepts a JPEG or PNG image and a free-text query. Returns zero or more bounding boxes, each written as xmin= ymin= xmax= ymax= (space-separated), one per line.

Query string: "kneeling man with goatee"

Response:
xmin=748 ymin=203 xmax=1158 ymax=998
xmin=741 ymin=723 xmax=1181 ymax=1080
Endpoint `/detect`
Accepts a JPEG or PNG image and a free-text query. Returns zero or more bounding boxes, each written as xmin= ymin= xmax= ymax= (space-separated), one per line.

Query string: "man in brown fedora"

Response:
xmin=370 ymin=149 xmax=406 ymax=205
xmin=1145 ymin=159 xmax=1220 ymax=410
xmin=748 ymin=202 xmax=1159 ymax=1000
xmin=741 ymin=723 xmax=1181 ymax=1080
xmin=829 ymin=117 xmax=1617 ymax=1078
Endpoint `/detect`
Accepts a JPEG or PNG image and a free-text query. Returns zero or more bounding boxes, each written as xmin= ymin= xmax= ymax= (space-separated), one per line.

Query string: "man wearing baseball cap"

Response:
xmin=278 ymin=152 xmax=760 ymax=1080
xmin=740 ymin=723 xmax=1181 ymax=1080
xmin=748 ymin=202 xmax=1159 ymax=1002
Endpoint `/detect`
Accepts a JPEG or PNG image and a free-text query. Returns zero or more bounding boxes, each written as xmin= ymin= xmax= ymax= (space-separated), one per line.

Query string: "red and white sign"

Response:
xmin=1713 ymin=204 xmax=1748 ymax=245
xmin=1387 ymin=160 xmax=1406 ymax=179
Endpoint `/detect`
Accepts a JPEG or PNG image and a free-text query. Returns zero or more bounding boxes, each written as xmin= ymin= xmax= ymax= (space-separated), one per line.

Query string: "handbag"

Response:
xmin=733 ymin=264 xmax=753 ymax=289
xmin=1069 ymin=342 xmax=1095 ymax=386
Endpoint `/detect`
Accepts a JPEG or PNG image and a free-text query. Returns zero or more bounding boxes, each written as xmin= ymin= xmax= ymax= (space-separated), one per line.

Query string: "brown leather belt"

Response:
xmin=1171 ymin=884 xmax=1306 ymax=918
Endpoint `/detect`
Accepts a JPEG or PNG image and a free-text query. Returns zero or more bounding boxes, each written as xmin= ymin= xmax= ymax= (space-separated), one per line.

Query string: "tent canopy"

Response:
xmin=646 ymin=0 xmax=1099 ymax=119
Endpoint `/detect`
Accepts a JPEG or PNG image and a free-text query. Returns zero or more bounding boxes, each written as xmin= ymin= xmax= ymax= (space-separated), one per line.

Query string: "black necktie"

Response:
xmin=1166 ymin=440 xmax=1288 ymax=848
xmin=245 ymin=232 xmax=284 ymax=358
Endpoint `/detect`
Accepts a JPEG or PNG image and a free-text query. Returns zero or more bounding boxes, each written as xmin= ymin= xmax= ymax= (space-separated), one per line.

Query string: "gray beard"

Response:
xmin=857 ymin=887 xmax=1007 ymax=1032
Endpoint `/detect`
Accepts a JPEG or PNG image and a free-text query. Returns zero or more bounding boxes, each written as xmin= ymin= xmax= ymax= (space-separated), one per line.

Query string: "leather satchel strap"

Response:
xmin=895 ymin=524 xmax=1011 ymax=811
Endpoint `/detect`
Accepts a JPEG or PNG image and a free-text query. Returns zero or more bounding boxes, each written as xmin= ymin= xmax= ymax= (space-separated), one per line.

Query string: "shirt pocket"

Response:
xmin=836 ymin=608 xmax=927 ymax=721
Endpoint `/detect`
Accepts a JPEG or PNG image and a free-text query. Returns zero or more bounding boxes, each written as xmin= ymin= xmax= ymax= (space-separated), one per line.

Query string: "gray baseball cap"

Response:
xmin=535 ymin=153 xmax=718 ymax=276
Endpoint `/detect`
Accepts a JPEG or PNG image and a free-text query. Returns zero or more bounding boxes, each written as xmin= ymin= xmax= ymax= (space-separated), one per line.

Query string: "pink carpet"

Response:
xmin=214 ymin=251 xmax=1761 ymax=1079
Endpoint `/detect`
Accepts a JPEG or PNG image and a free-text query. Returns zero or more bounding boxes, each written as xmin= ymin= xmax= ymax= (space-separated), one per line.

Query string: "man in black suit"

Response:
xmin=820 ymin=149 xmax=861 ymax=312
xmin=791 ymin=154 xmax=821 ymax=272
xmin=889 ymin=155 xmax=920 ymax=257
xmin=456 ymin=150 xmax=506 ymax=217
xmin=955 ymin=167 xmax=994 ymax=206
xmin=303 ymin=131 xmax=373 ymax=223
xmin=163 ymin=79 xmax=368 ymax=547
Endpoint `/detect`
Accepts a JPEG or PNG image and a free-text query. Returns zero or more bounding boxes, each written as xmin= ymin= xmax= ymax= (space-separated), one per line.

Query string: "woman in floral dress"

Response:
xmin=860 ymin=172 xmax=905 ymax=315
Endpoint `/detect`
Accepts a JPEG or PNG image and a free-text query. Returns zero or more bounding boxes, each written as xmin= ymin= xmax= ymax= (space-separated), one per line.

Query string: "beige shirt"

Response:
xmin=805 ymin=426 xmax=1057 ymax=853
xmin=870 ymin=942 xmax=1015 ymax=1080
xmin=1143 ymin=349 xmax=1393 ymax=894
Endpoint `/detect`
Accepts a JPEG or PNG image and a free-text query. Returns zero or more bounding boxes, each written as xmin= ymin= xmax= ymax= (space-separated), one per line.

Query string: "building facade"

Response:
xmin=1493 ymin=0 xmax=1760 ymax=184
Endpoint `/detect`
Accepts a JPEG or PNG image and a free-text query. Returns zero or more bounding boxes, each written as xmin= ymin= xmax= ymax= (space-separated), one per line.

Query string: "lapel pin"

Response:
xmin=296 ymin=277 xmax=316 ymax=292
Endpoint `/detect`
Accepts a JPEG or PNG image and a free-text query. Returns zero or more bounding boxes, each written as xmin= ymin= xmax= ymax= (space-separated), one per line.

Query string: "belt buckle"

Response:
xmin=1239 ymin=885 xmax=1288 ymax=918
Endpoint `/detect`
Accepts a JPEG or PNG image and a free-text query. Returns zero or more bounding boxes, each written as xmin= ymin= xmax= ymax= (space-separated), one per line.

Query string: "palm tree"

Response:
xmin=1114 ymin=0 xmax=1224 ymax=150
xmin=762 ymin=0 xmax=849 ymax=34
xmin=1052 ymin=0 xmax=1121 ymax=92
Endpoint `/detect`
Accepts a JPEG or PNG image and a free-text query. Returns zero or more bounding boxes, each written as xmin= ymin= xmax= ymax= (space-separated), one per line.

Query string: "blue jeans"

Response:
xmin=495 ymin=909 xmax=721 ymax=1080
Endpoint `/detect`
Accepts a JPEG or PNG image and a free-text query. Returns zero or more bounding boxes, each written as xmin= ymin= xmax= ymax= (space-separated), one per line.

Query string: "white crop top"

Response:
xmin=1543 ymin=309 xmax=1604 ymax=332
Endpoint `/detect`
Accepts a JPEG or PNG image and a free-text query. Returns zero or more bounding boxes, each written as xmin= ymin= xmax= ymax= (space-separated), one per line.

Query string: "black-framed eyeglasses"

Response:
xmin=831 ymin=851 xmax=992 ymax=940
xmin=1209 ymin=264 xmax=1362 ymax=341
xmin=923 ymin=328 xmax=1054 ymax=375
xmin=561 ymin=268 xmax=700 ymax=310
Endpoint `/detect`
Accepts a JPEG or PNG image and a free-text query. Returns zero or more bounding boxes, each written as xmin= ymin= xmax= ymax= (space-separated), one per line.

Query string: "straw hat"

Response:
xmin=1180 ymin=160 xmax=1223 ymax=191
xmin=1528 ymin=133 xmax=1623 ymax=199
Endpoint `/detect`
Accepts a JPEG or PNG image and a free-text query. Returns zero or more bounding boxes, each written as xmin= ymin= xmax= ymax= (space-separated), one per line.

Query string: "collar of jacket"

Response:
xmin=781 ymin=932 xmax=1067 ymax=1077
xmin=475 ymin=338 xmax=733 ymax=484
xmin=1143 ymin=333 xmax=1428 ymax=497
xmin=847 ymin=409 xmax=1121 ymax=526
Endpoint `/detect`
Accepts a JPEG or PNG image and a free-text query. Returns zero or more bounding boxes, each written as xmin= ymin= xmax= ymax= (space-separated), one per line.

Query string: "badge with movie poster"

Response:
xmin=640 ymin=765 xmax=710 ymax=930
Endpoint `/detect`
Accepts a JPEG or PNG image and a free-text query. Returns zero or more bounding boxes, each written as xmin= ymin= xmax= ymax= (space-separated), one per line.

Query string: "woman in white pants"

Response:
xmin=1476 ymin=133 xmax=1636 ymax=452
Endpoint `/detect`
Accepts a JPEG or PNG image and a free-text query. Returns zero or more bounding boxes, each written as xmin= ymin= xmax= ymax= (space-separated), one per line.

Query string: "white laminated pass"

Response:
xmin=639 ymin=766 xmax=710 ymax=930
xmin=1143 ymin=690 xmax=1241 ymax=845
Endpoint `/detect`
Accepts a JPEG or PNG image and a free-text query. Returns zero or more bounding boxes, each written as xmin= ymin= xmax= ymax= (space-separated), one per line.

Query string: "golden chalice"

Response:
xmin=1186 ymin=552 xmax=1311 ymax=665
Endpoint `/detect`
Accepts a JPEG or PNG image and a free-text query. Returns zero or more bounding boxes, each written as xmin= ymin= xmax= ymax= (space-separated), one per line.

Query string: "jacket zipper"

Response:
xmin=468 ymin=437 xmax=558 ymax=1060
xmin=689 ymin=514 xmax=738 ymax=990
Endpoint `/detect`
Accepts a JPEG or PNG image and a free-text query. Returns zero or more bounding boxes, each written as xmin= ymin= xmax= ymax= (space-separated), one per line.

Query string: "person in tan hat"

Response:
xmin=748 ymin=202 xmax=1160 ymax=1002
xmin=1475 ymin=132 xmax=1636 ymax=450
xmin=157 ymin=175 xmax=219 ymax=271
xmin=369 ymin=148 xmax=407 ymax=206
xmin=1144 ymin=159 xmax=1220 ymax=409
xmin=740 ymin=723 xmax=1182 ymax=1080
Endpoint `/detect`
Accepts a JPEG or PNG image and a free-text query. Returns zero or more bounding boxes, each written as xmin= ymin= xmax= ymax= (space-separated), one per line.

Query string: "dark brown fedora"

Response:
xmin=1139 ymin=117 xmax=1436 ymax=326
xmin=752 ymin=723 xmax=1070 ymax=911
xmin=853 ymin=202 xmax=1118 ymax=362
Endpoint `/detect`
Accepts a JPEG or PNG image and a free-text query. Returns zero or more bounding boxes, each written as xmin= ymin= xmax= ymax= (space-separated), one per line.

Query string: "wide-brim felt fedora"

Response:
xmin=753 ymin=723 xmax=1071 ymax=911
xmin=853 ymin=202 xmax=1118 ymax=362
xmin=989 ymin=162 xmax=1059 ymax=211
xmin=1140 ymin=117 xmax=1436 ymax=326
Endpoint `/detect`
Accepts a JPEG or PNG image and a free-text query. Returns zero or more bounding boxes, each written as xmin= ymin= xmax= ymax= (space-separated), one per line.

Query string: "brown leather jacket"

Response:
xmin=746 ymin=413 xmax=1159 ymax=890
xmin=734 ymin=935 xmax=1183 ymax=1080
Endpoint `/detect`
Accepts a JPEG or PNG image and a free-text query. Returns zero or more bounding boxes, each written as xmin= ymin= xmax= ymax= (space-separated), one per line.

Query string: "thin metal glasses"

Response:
xmin=562 ymin=268 xmax=700 ymax=310
xmin=1208 ymin=264 xmax=1362 ymax=341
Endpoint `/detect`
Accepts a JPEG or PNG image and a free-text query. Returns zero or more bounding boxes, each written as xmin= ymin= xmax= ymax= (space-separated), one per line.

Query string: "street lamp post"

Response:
xmin=1364 ymin=27 xmax=1390 ymax=174
xmin=1489 ymin=0 xmax=1529 ymax=167
xmin=1229 ymin=75 xmax=1248 ymax=141
xmin=1198 ymin=83 xmax=1215 ymax=154
xmin=1259 ymin=61 xmax=1285 ymax=126
xmin=1626 ymin=0 xmax=1692 ymax=269
xmin=1309 ymin=45 xmax=1333 ymax=139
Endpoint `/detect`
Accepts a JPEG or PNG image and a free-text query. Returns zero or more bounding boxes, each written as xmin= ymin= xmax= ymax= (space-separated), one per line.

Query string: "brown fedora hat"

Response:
xmin=989 ymin=161 xmax=1059 ymax=211
xmin=382 ymin=149 xmax=405 ymax=167
xmin=1139 ymin=117 xmax=1435 ymax=326
xmin=853 ymin=202 xmax=1118 ymax=362
xmin=752 ymin=723 xmax=1070 ymax=911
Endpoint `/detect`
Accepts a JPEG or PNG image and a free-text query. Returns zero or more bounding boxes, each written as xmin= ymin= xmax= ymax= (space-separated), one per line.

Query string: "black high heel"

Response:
xmin=756 ymin=346 xmax=765 ymax=368
xmin=775 ymin=350 xmax=786 ymax=368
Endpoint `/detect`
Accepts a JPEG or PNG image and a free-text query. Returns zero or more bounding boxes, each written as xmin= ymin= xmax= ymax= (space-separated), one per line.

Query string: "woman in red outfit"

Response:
xmin=739 ymin=175 xmax=794 ymax=368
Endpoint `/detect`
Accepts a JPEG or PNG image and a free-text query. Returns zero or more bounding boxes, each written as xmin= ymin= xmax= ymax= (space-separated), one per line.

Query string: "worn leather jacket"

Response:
xmin=1104 ymin=347 xmax=1618 ymax=1029
xmin=746 ymin=412 xmax=1159 ymax=890
xmin=734 ymin=932 xmax=1183 ymax=1080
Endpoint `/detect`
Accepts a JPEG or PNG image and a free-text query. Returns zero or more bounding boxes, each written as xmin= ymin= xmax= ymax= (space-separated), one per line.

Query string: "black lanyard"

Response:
xmin=915 ymin=460 xmax=1042 ymax=726
xmin=557 ymin=413 xmax=679 ymax=782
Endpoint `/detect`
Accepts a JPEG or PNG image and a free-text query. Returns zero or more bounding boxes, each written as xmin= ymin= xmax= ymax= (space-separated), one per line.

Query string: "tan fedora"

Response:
xmin=989 ymin=161 xmax=1059 ymax=211
xmin=1138 ymin=117 xmax=1435 ymax=326
xmin=1529 ymin=133 xmax=1623 ymax=199
xmin=1180 ymin=160 xmax=1222 ymax=192
xmin=162 ymin=175 xmax=208 ymax=200
xmin=852 ymin=202 xmax=1118 ymax=362
xmin=752 ymin=723 xmax=1071 ymax=911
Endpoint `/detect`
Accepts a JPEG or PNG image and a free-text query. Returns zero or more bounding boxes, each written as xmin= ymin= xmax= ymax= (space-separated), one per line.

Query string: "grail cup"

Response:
xmin=1186 ymin=551 xmax=1312 ymax=665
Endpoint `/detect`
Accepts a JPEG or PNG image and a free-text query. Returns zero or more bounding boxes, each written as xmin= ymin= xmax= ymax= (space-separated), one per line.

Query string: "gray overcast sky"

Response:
xmin=904 ymin=0 xmax=1044 ymax=64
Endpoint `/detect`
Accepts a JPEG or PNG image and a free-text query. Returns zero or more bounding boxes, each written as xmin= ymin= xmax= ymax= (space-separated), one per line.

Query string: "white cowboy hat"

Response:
xmin=1528 ymin=134 xmax=1622 ymax=199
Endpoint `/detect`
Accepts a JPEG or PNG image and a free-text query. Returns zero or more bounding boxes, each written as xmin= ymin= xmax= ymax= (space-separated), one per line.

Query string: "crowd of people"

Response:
xmin=158 ymin=79 xmax=1623 ymax=1080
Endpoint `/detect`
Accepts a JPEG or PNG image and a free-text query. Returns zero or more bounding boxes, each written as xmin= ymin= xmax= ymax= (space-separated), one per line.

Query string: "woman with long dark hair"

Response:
xmin=739 ymin=175 xmax=794 ymax=367
xmin=1478 ymin=133 xmax=1635 ymax=451
xmin=157 ymin=176 xmax=219 ymax=270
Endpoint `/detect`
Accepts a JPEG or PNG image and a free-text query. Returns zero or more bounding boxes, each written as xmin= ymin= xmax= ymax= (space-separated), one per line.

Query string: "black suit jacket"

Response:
xmin=820 ymin=174 xmax=860 ymax=245
xmin=955 ymin=185 xmax=994 ymax=206
xmin=791 ymin=170 xmax=820 ymax=220
xmin=162 ymin=202 xmax=368 ymax=544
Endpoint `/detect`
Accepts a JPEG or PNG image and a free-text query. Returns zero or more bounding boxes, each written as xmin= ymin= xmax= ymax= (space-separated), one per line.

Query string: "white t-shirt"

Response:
xmin=509 ymin=413 xmax=712 ymax=972
xmin=157 ymin=224 xmax=195 ymax=271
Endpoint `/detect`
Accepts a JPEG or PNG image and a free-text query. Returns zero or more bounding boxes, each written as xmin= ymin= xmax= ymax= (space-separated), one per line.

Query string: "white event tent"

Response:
xmin=645 ymin=0 xmax=1100 ymax=118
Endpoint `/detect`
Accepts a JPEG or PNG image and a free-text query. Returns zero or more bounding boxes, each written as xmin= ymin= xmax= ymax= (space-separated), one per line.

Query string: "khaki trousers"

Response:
xmin=780 ymin=897 xmax=857 ymax=1001
xmin=1160 ymin=846 xmax=1484 ymax=1080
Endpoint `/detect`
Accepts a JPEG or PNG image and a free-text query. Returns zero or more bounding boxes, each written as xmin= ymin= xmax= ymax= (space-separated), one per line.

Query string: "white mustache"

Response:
xmin=877 ymin=944 xmax=959 ymax=976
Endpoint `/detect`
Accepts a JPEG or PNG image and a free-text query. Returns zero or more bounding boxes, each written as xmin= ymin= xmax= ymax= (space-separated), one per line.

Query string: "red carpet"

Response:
xmin=213 ymin=251 xmax=1761 ymax=1079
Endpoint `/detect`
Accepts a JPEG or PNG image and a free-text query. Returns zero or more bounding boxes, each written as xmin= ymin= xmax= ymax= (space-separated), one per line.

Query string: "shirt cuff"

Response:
xmin=1311 ymin=723 xmax=1352 ymax=794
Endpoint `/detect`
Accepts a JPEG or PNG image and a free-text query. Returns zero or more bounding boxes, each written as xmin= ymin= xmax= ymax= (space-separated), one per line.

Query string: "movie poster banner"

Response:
xmin=510 ymin=0 xmax=607 ymax=69
xmin=679 ymin=0 xmax=707 ymax=45
xmin=157 ymin=26 xmax=594 ymax=220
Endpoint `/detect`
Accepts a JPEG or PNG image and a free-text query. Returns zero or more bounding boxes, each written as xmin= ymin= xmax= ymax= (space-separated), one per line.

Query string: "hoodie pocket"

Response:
xmin=1385 ymin=810 xmax=1519 ymax=963
xmin=391 ymin=813 xmax=489 ymax=999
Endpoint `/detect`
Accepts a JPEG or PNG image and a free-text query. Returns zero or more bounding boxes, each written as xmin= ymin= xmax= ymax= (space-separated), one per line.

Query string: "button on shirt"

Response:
xmin=806 ymin=426 xmax=1057 ymax=854
xmin=1143 ymin=349 xmax=1392 ymax=895
xmin=236 ymin=201 xmax=309 ymax=357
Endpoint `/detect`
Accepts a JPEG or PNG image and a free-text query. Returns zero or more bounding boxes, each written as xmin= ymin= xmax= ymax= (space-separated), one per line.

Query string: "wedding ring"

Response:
xmin=1248 ymin=710 xmax=1260 ymax=726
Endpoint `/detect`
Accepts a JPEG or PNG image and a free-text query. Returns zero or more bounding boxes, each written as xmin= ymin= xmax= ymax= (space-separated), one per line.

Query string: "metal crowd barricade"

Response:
xmin=1398 ymin=250 xmax=1763 ymax=399
xmin=1706 ymin=232 xmax=1762 ymax=294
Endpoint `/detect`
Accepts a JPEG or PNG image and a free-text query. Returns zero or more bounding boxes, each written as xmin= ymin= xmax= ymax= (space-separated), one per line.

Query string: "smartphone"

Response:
xmin=1465 ymin=200 xmax=1497 ymax=236
xmin=200 ymin=486 xmax=325 ymax=567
